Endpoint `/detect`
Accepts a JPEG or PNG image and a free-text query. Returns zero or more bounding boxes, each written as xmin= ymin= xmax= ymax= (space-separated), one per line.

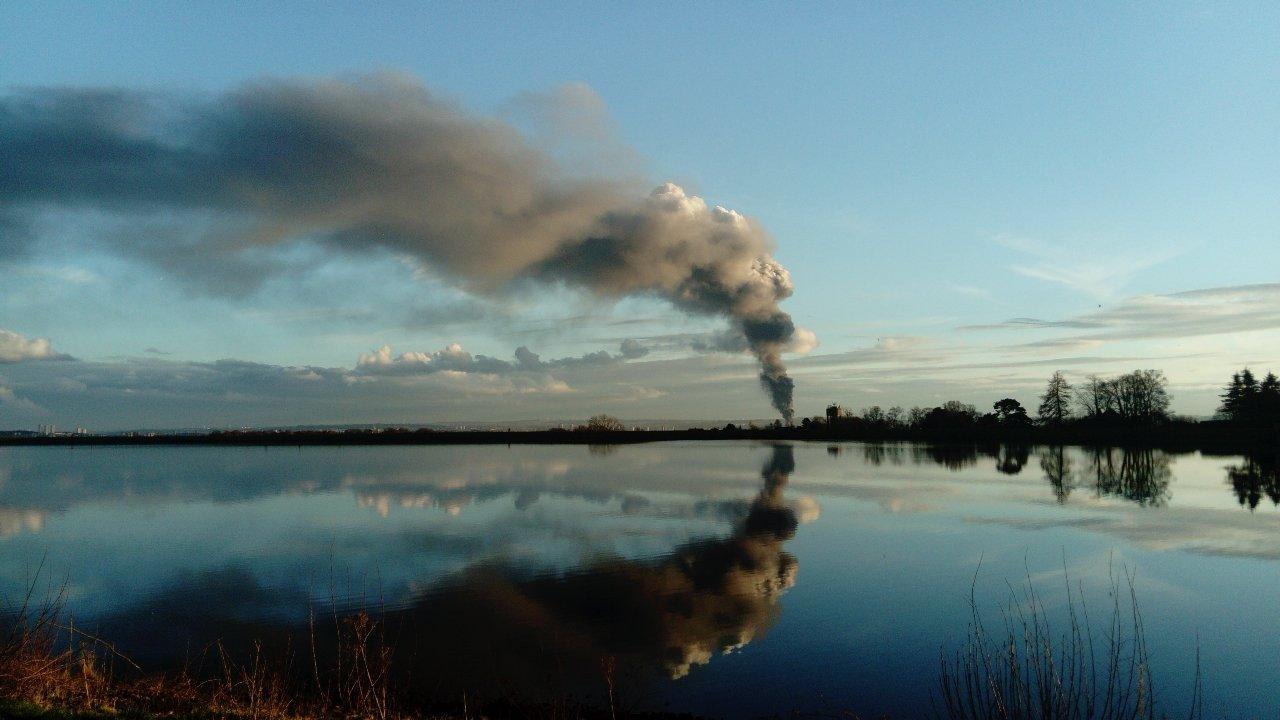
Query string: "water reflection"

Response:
xmin=855 ymin=442 xmax=1172 ymax=506
xmin=1084 ymin=447 xmax=1172 ymax=506
xmin=994 ymin=444 xmax=1030 ymax=475
xmin=86 ymin=446 xmax=802 ymax=700
xmin=1040 ymin=446 xmax=1073 ymax=504
xmin=2 ymin=443 xmax=1275 ymax=550
xmin=862 ymin=443 xmax=1029 ymax=475
xmin=1030 ymin=446 xmax=1174 ymax=507
xmin=1227 ymin=454 xmax=1280 ymax=510
xmin=2 ymin=443 xmax=1279 ymax=717
xmin=386 ymin=444 xmax=799 ymax=686
xmin=850 ymin=442 xmax=1223 ymax=508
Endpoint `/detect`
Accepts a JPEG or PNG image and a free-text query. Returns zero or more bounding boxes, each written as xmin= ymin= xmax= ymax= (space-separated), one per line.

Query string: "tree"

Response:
xmin=1077 ymin=370 xmax=1169 ymax=424
xmin=920 ymin=401 xmax=980 ymax=430
xmin=1111 ymin=369 xmax=1170 ymax=423
xmin=1219 ymin=372 xmax=1245 ymax=421
xmin=1261 ymin=373 xmax=1280 ymax=422
xmin=992 ymin=398 xmax=1030 ymax=425
xmin=1076 ymin=375 xmax=1113 ymax=419
xmin=1222 ymin=369 xmax=1280 ymax=425
xmin=1038 ymin=371 xmax=1073 ymax=425
xmin=583 ymin=414 xmax=625 ymax=431
xmin=941 ymin=400 xmax=979 ymax=419
xmin=1239 ymin=368 xmax=1260 ymax=423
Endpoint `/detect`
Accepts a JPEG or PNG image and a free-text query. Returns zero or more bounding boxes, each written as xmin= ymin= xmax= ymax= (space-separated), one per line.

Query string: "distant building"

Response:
xmin=826 ymin=404 xmax=845 ymax=424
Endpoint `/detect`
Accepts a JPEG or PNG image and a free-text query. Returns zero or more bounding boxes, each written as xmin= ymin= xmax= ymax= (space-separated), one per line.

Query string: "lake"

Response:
xmin=0 ymin=441 xmax=1277 ymax=718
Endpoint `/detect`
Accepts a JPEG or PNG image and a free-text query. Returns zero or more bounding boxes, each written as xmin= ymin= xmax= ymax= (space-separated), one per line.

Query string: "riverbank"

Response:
xmin=3 ymin=421 xmax=1276 ymax=453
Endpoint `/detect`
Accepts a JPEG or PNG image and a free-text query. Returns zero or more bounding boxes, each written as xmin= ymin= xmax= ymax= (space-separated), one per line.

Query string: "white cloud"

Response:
xmin=0 ymin=329 xmax=69 ymax=363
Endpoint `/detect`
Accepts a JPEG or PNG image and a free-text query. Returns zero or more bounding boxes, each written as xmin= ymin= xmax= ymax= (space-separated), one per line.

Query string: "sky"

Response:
xmin=1 ymin=2 xmax=1278 ymax=430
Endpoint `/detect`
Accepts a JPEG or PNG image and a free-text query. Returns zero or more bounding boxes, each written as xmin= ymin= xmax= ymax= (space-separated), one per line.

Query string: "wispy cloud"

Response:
xmin=951 ymin=285 xmax=993 ymax=300
xmin=996 ymin=235 xmax=1181 ymax=300
xmin=962 ymin=283 xmax=1280 ymax=345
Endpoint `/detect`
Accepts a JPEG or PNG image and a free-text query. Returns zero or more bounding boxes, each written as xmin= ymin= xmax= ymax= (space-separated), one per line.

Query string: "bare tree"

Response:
xmin=1037 ymin=371 xmax=1073 ymax=425
xmin=1076 ymin=375 xmax=1113 ymax=419
xmin=1076 ymin=370 xmax=1170 ymax=424
xmin=1112 ymin=369 xmax=1170 ymax=423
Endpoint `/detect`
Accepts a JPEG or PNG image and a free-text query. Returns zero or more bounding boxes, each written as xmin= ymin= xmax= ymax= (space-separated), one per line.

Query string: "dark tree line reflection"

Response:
xmin=1226 ymin=455 xmax=1280 ymax=511
xmin=856 ymin=443 xmax=1032 ymax=477
xmin=1081 ymin=447 xmax=1172 ymax=507
xmin=853 ymin=442 xmax=1191 ymax=507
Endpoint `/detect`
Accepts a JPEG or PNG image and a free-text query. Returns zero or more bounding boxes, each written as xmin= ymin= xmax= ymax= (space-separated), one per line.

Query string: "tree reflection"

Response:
xmin=903 ymin=443 xmax=1030 ymax=474
xmin=1039 ymin=446 xmax=1074 ymax=504
xmin=994 ymin=444 xmax=1031 ymax=476
xmin=1083 ymin=447 xmax=1171 ymax=507
xmin=912 ymin=444 xmax=980 ymax=470
xmin=1226 ymin=454 xmax=1280 ymax=511
xmin=861 ymin=443 xmax=905 ymax=466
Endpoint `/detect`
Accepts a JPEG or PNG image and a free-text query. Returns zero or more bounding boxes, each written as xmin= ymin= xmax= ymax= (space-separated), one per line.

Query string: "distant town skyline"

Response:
xmin=2 ymin=2 xmax=1278 ymax=430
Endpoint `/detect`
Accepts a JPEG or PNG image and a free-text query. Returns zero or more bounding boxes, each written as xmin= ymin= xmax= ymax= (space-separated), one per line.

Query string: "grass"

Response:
xmin=937 ymin=563 xmax=1201 ymax=720
xmin=0 ymin=558 xmax=421 ymax=720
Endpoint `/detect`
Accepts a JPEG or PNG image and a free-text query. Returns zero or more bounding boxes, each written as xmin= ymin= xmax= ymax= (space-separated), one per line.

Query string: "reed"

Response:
xmin=937 ymin=564 xmax=1201 ymax=720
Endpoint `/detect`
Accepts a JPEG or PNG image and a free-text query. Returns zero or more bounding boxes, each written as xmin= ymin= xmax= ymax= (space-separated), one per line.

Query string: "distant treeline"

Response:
xmin=811 ymin=367 xmax=1280 ymax=433
xmin=4 ymin=368 xmax=1277 ymax=452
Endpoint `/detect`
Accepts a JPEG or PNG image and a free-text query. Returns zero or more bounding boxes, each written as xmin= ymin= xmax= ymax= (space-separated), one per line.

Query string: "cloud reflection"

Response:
xmin=74 ymin=446 xmax=802 ymax=700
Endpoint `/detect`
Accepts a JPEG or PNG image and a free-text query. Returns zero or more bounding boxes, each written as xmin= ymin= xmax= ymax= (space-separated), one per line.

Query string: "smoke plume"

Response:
xmin=0 ymin=74 xmax=806 ymax=419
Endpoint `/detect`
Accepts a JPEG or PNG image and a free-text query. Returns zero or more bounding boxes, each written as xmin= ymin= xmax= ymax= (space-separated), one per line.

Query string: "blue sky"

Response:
xmin=2 ymin=2 xmax=1278 ymax=429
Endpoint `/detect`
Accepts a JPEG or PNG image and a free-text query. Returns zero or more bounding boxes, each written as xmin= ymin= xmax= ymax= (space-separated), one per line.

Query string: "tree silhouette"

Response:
xmin=991 ymin=398 xmax=1030 ymax=426
xmin=1077 ymin=375 xmax=1112 ymax=419
xmin=919 ymin=401 xmax=980 ymax=430
xmin=1075 ymin=370 xmax=1169 ymax=425
xmin=1262 ymin=373 xmax=1280 ymax=420
xmin=1219 ymin=371 xmax=1245 ymax=420
xmin=1037 ymin=371 xmax=1072 ymax=425
xmin=1218 ymin=367 xmax=1280 ymax=425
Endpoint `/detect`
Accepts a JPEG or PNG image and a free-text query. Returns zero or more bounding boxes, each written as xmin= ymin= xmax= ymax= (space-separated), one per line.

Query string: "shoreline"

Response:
xmin=3 ymin=423 xmax=1276 ymax=453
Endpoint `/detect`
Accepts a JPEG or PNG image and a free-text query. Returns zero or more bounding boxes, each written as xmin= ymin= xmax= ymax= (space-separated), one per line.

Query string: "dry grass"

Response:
xmin=0 ymin=562 xmax=624 ymax=720
xmin=937 ymin=563 xmax=1201 ymax=720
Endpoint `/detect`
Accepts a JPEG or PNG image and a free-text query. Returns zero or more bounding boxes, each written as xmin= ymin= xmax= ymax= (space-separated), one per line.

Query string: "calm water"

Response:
xmin=1 ymin=442 xmax=1277 ymax=717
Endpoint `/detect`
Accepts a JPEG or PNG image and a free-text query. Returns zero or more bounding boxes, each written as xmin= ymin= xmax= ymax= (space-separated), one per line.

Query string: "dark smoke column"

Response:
xmin=742 ymin=312 xmax=798 ymax=425
xmin=541 ymin=183 xmax=811 ymax=424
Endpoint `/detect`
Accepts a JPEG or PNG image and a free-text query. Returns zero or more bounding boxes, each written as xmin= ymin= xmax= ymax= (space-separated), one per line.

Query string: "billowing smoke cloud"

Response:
xmin=0 ymin=75 xmax=808 ymax=419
